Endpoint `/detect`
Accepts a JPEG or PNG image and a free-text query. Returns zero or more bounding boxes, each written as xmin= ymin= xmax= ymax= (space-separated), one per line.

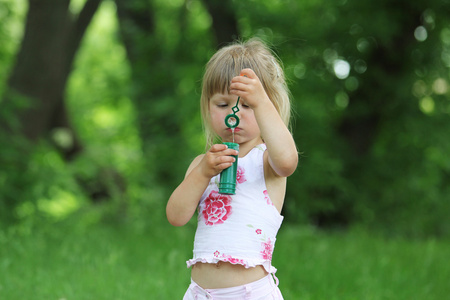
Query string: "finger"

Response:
xmin=217 ymin=155 xmax=236 ymax=167
xmin=230 ymin=88 xmax=249 ymax=99
xmin=214 ymin=156 xmax=235 ymax=171
xmin=217 ymin=162 xmax=234 ymax=170
xmin=231 ymin=71 xmax=252 ymax=84
xmin=218 ymin=155 xmax=236 ymax=164
xmin=210 ymin=144 xmax=228 ymax=153
xmin=239 ymin=68 xmax=257 ymax=78
xmin=229 ymin=81 xmax=248 ymax=91
xmin=223 ymin=148 xmax=239 ymax=157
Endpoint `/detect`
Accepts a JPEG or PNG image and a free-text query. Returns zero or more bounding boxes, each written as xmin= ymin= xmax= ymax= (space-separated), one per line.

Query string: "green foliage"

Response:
xmin=1 ymin=0 xmax=450 ymax=238
xmin=229 ymin=0 xmax=450 ymax=237
xmin=0 ymin=0 xmax=26 ymax=83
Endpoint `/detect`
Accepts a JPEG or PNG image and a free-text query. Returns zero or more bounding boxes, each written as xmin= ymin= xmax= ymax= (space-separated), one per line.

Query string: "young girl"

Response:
xmin=167 ymin=39 xmax=298 ymax=299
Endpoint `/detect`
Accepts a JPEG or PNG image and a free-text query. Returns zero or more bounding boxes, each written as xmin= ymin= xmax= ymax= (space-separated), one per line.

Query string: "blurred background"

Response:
xmin=1 ymin=0 xmax=450 ymax=299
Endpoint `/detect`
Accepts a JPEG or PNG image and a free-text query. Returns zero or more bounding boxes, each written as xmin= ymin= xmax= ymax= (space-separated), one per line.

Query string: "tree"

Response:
xmin=0 ymin=0 xmax=102 ymax=222
xmin=201 ymin=0 xmax=239 ymax=47
xmin=2 ymin=0 xmax=102 ymax=157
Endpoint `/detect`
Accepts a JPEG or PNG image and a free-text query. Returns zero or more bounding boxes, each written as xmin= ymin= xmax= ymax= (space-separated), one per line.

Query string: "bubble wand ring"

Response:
xmin=224 ymin=97 xmax=240 ymax=128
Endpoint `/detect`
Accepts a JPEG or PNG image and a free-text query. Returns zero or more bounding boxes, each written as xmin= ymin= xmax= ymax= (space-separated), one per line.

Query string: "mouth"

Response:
xmin=227 ymin=127 xmax=241 ymax=132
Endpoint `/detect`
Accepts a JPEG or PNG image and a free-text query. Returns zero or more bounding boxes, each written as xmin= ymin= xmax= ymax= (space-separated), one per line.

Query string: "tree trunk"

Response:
xmin=1 ymin=0 xmax=102 ymax=160
xmin=0 ymin=0 xmax=102 ymax=222
xmin=201 ymin=0 xmax=239 ymax=47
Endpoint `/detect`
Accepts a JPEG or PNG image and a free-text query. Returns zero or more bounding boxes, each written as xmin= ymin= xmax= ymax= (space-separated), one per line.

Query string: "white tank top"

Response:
xmin=186 ymin=144 xmax=284 ymax=274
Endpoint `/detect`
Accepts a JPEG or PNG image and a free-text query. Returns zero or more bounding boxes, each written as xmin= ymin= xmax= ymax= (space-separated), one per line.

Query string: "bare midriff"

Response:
xmin=191 ymin=262 xmax=268 ymax=289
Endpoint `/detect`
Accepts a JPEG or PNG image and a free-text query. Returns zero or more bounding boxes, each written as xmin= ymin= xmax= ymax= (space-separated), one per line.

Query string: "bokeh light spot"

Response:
xmin=419 ymin=96 xmax=435 ymax=115
xmin=414 ymin=26 xmax=428 ymax=42
xmin=432 ymin=78 xmax=448 ymax=95
xmin=335 ymin=91 xmax=349 ymax=108
xmin=333 ymin=59 xmax=350 ymax=79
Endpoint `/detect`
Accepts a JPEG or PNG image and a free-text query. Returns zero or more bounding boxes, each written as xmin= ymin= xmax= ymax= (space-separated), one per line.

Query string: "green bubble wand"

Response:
xmin=224 ymin=97 xmax=240 ymax=129
xmin=219 ymin=97 xmax=240 ymax=195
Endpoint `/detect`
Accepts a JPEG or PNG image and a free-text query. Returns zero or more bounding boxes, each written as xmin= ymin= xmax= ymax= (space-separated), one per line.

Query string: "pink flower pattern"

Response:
xmin=197 ymin=146 xmax=279 ymax=267
xmin=221 ymin=254 xmax=245 ymax=265
xmin=236 ymin=166 xmax=247 ymax=184
xmin=260 ymin=238 xmax=274 ymax=260
xmin=202 ymin=191 xmax=232 ymax=226
xmin=212 ymin=251 xmax=246 ymax=265
xmin=263 ymin=190 xmax=274 ymax=206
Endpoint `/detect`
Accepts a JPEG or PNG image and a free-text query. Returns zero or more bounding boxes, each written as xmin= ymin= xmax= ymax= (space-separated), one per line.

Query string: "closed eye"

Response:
xmin=217 ymin=104 xmax=228 ymax=108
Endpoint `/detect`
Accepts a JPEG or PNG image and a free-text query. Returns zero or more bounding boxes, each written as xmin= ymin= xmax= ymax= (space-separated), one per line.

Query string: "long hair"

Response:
xmin=200 ymin=38 xmax=292 ymax=149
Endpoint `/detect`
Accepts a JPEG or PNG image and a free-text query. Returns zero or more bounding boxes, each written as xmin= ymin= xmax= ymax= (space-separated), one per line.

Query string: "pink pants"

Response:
xmin=183 ymin=274 xmax=283 ymax=300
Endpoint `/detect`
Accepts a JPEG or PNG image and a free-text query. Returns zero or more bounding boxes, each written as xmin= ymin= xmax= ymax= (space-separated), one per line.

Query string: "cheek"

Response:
xmin=210 ymin=109 xmax=221 ymax=119
xmin=210 ymin=111 xmax=224 ymax=128
xmin=245 ymin=113 xmax=261 ymax=133
xmin=243 ymin=111 xmax=257 ymax=125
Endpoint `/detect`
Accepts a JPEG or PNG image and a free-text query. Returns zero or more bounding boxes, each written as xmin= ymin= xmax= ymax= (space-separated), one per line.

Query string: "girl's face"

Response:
xmin=209 ymin=92 xmax=263 ymax=147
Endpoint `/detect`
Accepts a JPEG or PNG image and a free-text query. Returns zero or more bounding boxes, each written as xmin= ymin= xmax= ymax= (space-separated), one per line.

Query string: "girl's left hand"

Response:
xmin=229 ymin=68 xmax=271 ymax=109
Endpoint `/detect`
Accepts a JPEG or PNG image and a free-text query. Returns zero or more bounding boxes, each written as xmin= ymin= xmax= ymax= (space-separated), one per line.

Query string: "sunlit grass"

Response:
xmin=275 ymin=226 xmax=450 ymax=299
xmin=0 ymin=219 xmax=193 ymax=299
xmin=1 ymin=218 xmax=448 ymax=300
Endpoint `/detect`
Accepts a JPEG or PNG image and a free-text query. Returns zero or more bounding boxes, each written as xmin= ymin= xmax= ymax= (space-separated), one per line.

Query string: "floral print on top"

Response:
xmin=201 ymin=190 xmax=232 ymax=226
xmin=247 ymin=224 xmax=274 ymax=260
xmin=236 ymin=166 xmax=247 ymax=184
xmin=260 ymin=238 xmax=274 ymax=260
xmin=263 ymin=190 xmax=274 ymax=206
xmin=188 ymin=144 xmax=284 ymax=274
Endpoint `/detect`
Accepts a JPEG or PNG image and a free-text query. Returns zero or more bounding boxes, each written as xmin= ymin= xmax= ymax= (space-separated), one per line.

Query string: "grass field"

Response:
xmin=1 ymin=219 xmax=449 ymax=299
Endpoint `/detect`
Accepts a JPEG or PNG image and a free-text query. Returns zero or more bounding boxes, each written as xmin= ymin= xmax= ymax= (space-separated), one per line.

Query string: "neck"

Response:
xmin=236 ymin=139 xmax=264 ymax=158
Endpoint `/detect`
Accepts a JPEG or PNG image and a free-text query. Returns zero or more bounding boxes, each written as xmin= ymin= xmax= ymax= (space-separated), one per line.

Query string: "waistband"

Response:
xmin=185 ymin=274 xmax=279 ymax=300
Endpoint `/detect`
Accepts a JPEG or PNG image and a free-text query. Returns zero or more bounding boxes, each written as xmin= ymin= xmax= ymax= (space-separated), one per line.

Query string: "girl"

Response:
xmin=167 ymin=39 xmax=298 ymax=299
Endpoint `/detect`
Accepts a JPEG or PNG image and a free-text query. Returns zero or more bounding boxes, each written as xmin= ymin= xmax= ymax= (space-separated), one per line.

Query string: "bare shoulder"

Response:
xmin=263 ymin=151 xmax=287 ymax=213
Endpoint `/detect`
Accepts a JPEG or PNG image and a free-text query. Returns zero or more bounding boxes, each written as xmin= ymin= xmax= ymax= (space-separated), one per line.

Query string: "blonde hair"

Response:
xmin=200 ymin=38 xmax=292 ymax=149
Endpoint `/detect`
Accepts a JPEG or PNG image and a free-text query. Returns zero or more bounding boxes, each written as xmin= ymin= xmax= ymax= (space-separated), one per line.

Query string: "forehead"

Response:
xmin=210 ymin=93 xmax=236 ymax=102
xmin=204 ymin=66 xmax=235 ymax=98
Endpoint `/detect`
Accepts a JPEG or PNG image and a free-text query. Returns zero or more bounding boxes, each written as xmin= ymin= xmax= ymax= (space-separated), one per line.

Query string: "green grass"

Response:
xmin=1 ymin=220 xmax=449 ymax=299
xmin=275 ymin=226 xmax=450 ymax=299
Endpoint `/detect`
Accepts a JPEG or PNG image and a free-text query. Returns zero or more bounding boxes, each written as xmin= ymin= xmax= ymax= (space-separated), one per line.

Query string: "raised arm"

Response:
xmin=230 ymin=68 xmax=298 ymax=177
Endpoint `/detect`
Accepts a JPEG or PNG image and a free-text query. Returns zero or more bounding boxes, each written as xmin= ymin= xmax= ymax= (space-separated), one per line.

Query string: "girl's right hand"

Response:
xmin=197 ymin=144 xmax=238 ymax=179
